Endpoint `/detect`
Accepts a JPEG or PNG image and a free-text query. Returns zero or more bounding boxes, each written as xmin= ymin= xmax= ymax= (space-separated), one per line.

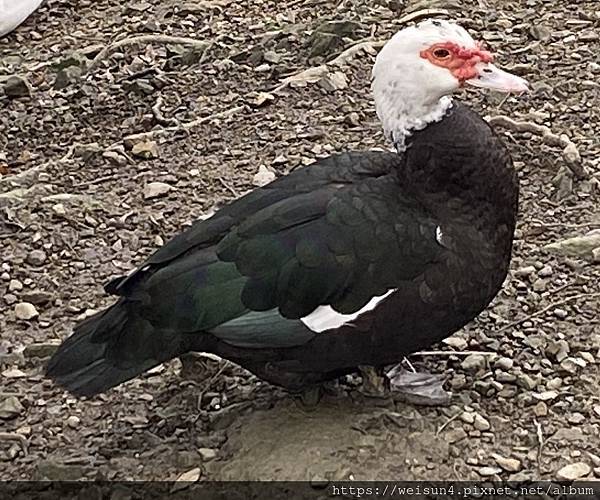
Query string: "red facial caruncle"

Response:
xmin=419 ymin=41 xmax=494 ymax=85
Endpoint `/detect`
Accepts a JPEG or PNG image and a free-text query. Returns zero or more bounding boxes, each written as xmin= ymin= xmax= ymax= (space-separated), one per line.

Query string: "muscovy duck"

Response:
xmin=0 ymin=0 xmax=43 ymax=37
xmin=47 ymin=20 xmax=527 ymax=398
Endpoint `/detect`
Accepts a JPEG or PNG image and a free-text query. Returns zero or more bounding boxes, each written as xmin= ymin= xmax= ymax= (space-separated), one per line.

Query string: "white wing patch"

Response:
xmin=300 ymin=289 xmax=397 ymax=333
xmin=435 ymin=225 xmax=444 ymax=245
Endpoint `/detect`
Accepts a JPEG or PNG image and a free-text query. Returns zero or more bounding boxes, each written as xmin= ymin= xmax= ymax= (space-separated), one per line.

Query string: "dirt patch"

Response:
xmin=1 ymin=0 xmax=599 ymax=483
xmin=209 ymin=398 xmax=452 ymax=481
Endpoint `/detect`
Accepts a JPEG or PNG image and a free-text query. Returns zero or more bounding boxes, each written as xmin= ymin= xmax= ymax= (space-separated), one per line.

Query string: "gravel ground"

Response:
xmin=1 ymin=0 xmax=599 ymax=483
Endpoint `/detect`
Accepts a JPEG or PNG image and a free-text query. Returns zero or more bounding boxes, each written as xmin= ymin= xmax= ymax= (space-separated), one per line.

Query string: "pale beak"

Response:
xmin=466 ymin=62 xmax=529 ymax=93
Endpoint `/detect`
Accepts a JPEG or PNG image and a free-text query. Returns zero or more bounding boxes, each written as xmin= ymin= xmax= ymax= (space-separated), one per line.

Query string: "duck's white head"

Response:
xmin=372 ymin=19 xmax=528 ymax=150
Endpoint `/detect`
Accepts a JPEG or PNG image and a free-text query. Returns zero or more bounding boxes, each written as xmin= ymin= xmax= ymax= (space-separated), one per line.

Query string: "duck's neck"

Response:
xmin=373 ymin=85 xmax=454 ymax=152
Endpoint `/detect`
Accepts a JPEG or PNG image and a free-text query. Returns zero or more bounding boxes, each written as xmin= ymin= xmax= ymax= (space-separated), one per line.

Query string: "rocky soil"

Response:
xmin=1 ymin=0 xmax=599 ymax=485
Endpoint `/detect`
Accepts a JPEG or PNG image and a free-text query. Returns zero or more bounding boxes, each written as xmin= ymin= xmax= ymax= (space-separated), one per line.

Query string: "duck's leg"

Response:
xmin=357 ymin=365 xmax=390 ymax=397
xmin=296 ymin=385 xmax=323 ymax=409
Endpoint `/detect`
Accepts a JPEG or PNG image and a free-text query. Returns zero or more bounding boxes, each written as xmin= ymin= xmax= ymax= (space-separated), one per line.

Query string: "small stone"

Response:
xmin=494 ymin=357 xmax=514 ymax=371
xmin=66 ymin=416 xmax=80 ymax=428
xmin=515 ymin=265 xmax=536 ymax=277
xmin=477 ymin=466 xmax=502 ymax=477
xmin=247 ymin=91 xmax=275 ymax=108
xmin=0 ymin=396 xmax=24 ymax=419
xmin=495 ymin=371 xmax=516 ymax=383
xmin=5 ymin=294 xmax=17 ymax=305
xmin=530 ymin=25 xmax=552 ymax=41
xmin=547 ymin=340 xmax=570 ymax=362
xmin=132 ymin=140 xmax=159 ymax=159
xmin=460 ymin=411 xmax=475 ymax=424
xmin=54 ymin=66 xmax=82 ymax=90
xmin=517 ymin=374 xmax=538 ymax=390
xmin=143 ymin=182 xmax=172 ymax=199
xmin=254 ymin=63 xmax=270 ymax=73
xmin=443 ymin=336 xmax=468 ymax=350
xmin=451 ymin=374 xmax=467 ymax=390
xmin=2 ymin=368 xmax=26 ymax=379
xmin=593 ymin=405 xmax=600 ymax=418
xmin=461 ymin=354 xmax=487 ymax=372
xmin=21 ymin=290 xmax=53 ymax=305
xmin=553 ymin=308 xmax=568 ymax=319
xmin=73 ymin=143 xmax=102 ymax=161
xmin=3 ymin=75 xmax=32 ymax=98
xmin=473 ymin=414 xmax=491 ymax=431
xmin=263 ymin=50 xmax=281 ymax=64
xmin=318 ymin=71 xmax=348 ymax=91
xmin=16 ymin=426 xmax=31 ymax=436
xmin=123 ymin=79 xmax=154 ymax=95
xmin=492 ymin=453 xmax=522 ymax=472
xmin=103 ymin=151 xmax=128 ymax=166
xmin=23 ymin=342 xmax=59 ymax=358
xmin=171 ymin=467 xmax=201 ymax=492
xmin=8 ymin=279 xmax=23 ymax=291
xmin=567 ymin=413 xmax=585 ymax=425
xmin=14 ymin=302 xmax=39 ymax=320
xmin=345 ymin=112 xmax=360 ymax=127
xmin=252 ymin=165 xmax=276 ymax=187
xmin=533 ymin=390 xmax=558 ymax=401
xmin=445 ymin=428 xmax=467 ymax=444
xmin=26 ymin=249 xmax=47 ymax=266
xmin=538 ymin=265 xmax=553 ymax=277
xmin=52 ymin=203 xmax=66 ymax=216
xmin=560 ymin=357 xmax=585 ymax=374
xmin=198 ymin=447 xmax=218 ymax=460
xmin=309 ymin=32 xmax=343 ymax=58
xmin=533 ymin=401 xmax=548 ymax=417
xmin=578 ymin=352 xmax=595 ymax=364
xmin=556 ymin=462 xmax=591 ymax=480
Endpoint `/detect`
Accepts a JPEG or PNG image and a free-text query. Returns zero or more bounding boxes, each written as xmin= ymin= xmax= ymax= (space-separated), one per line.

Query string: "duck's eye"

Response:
xmin=433 ymin=48 xmax=451 ymax=59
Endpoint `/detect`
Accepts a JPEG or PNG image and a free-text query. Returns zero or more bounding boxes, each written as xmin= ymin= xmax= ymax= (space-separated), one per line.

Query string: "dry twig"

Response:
xmin=436 ymin=411 xmax=462 ymax=435
xmin=87 ymin=35 xmax=210 ymax=73
xmin=273 ymin=40 xmax=385 ymax=93
xmin=0 ymin=163 xmax=47 ymax=187
xmin=152 ymin=96 xmax=178 ymax=127
xmin=274 ymin=8 xmax=448 ymax=93
xmin=487 ymin=115 xmax=585 ymax=178
xmin=396 ymin=8 xmax=450 ymax=25
xmin=494 ymin=292 xmax=600 ymax=334
xmin=106 ymin=105 xmax=245 ymax=150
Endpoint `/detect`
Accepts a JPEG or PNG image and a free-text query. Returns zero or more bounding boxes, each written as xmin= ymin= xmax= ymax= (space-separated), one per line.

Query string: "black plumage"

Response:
xmin=46 ymin=103 xmax=518 ymax=396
